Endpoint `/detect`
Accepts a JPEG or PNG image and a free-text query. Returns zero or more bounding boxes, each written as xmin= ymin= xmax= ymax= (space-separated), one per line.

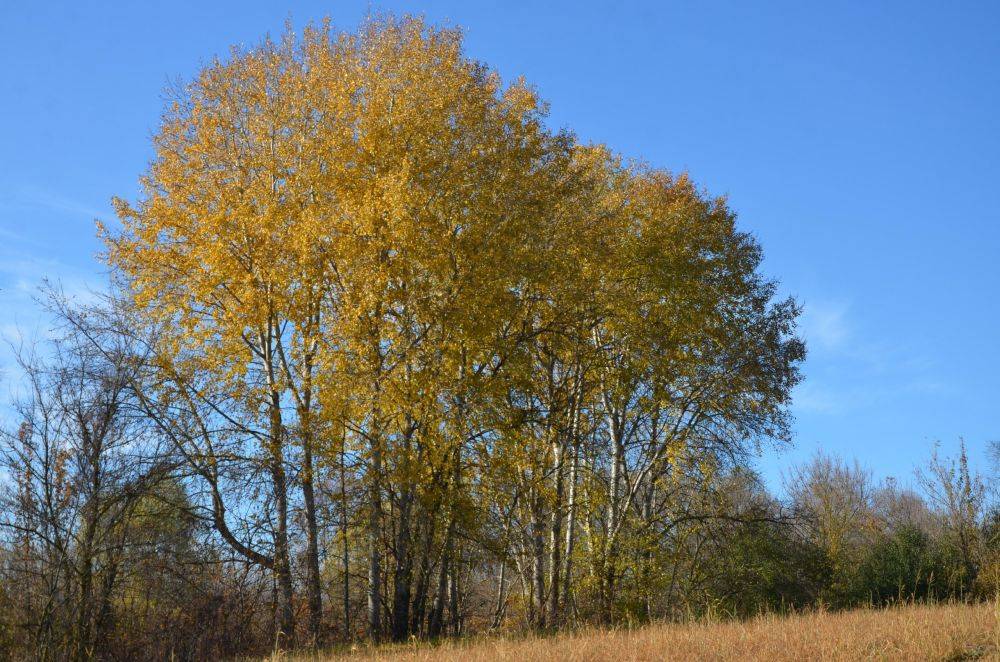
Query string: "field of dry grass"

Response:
xmin=274 ymin=601 xmax=1000 ymax=661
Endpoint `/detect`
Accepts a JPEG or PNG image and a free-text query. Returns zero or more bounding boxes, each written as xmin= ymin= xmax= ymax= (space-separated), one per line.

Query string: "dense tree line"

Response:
xmin=0 ymin=16 xmax=997 ymax=660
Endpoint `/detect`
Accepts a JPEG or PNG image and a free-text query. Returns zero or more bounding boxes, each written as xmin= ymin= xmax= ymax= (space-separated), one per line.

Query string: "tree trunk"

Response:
xmin=430 ymin=437 xmax=462 ymax=638
xmin=341 ymin=436 xmax=352 ymax=640
xmin=76 ymin=536 xmax=95 ymax=660
xmin=491 ymin=556 xmax=509 ymax=630
xmin=301 ymin=414 xmax=323 ymax=647
xmin=270 ymin=393 xmax=295 ymax=649
xmin=603 ymin=406 xmax=625 ymax=622
xmin=448 ymin=561 xmax=461 ymax=636
xmin=263 ymin=321 xmax=295 ymax=648
xmin=391 ymin=487 xmax=414 ymax=641
xmin=410 ymin=516 xmax=435 ymax=636
xmin=530 ymin=491 xmax=546 ymax=629
xmin=427 ymin=540 xmax=450 ymax=638
xmin=367 ymin=437 xmax=383 ymax=641
xmin=547 ymin=435 xmax=564 ymax=626
xmin=562 ymin=424 xmax=580 ymax=618
xmin=641 ymin=481 xmax=654 ymax=619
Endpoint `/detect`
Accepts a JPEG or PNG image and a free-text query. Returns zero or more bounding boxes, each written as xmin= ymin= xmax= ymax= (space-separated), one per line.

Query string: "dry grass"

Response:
xmin=276 ymin=601 xmax=1000 ymax=661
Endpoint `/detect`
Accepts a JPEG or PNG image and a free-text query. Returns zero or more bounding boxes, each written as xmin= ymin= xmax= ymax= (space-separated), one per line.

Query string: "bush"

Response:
xmin=856 ymin=524 xmax=944 ymax=604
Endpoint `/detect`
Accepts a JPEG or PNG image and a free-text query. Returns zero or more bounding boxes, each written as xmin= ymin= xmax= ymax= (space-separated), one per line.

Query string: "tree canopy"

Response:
xmin=100 ymin=14 xmax=805 ymax=645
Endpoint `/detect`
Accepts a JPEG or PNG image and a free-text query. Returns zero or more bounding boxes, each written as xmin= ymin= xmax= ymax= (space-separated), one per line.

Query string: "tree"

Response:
xmin=69 ymin=11 xmax=809 ymax=653
xmin=0 ymin=302 xmax=174 ymax=659
xmin=104 ymin=15 xmax=571 ymax=644
xmin=917 ymin=440 xmax=986 ymax=595
xmin=786 ymin=453 xmax=878 ymax=606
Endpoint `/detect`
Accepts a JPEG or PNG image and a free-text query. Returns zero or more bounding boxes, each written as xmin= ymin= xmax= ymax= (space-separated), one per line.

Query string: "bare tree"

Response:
xmin=0 ymin=306 xmax=173 ymax=659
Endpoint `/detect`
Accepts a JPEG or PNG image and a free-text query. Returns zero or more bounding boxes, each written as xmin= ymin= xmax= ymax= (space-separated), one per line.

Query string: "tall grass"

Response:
xmin=268 ymin=600 xmax=1000 ymax=661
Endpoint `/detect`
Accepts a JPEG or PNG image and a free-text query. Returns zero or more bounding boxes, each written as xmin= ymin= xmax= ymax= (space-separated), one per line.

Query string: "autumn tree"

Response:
xmin=103 ymin=14 xmax=803 ymax=639
xmin=105 ymin=14 xmax=572 ymax=644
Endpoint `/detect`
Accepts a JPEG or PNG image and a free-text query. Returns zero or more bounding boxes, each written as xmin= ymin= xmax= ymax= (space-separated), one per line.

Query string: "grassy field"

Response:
xmin=275 ymin=601 xmax=1000 ymax=661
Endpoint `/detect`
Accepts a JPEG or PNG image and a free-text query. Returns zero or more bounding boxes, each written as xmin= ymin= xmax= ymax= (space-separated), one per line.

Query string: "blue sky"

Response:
xmin=1 ymin=1 xmax=997 ymax=490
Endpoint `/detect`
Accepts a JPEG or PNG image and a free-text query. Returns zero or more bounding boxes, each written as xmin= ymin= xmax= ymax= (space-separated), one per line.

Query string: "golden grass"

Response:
xmin=278 ymin=601 xmax=1000 ymax=662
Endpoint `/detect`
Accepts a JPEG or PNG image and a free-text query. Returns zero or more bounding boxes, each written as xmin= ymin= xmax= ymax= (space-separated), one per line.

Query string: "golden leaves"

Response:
xmin=104 ymin=16 xmax=801 ymax=540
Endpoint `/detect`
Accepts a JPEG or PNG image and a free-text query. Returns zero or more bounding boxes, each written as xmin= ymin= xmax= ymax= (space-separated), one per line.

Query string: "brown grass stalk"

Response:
xmin=267 ymin=601 xmax=1000 ymax=662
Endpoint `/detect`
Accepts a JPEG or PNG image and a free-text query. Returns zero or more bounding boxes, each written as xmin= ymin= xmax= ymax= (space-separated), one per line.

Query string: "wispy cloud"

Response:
xmin=0 ymin=185 xmax=114 ymax=224
xmin=0 ymin=225 xmax=108 ymax=404
xmin=0 ymin=183 xmax=110 ymax=311
xmin=793 ymin=381 xmax=844 ymax=414
xmin=793 ymin=296 xmax=953 ymax=417
xmin=799 ymin=299 xmax=851 ymax=353
xmin=0 ymin=254 xmax=102 ymax=301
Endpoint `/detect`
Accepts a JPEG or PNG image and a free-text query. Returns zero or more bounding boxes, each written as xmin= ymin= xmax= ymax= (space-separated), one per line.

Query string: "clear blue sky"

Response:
xmin=1 ymin=1 xmax=997 ymax=490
